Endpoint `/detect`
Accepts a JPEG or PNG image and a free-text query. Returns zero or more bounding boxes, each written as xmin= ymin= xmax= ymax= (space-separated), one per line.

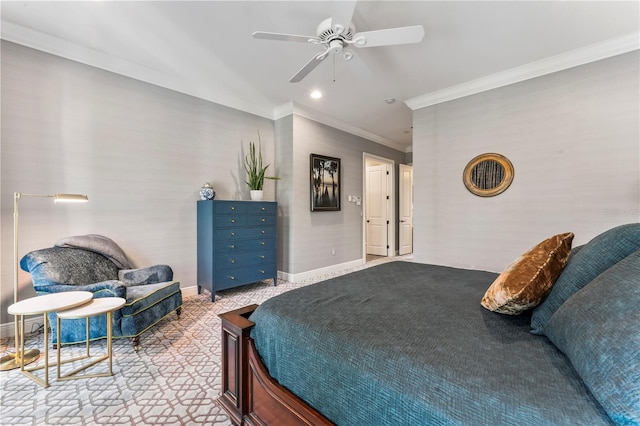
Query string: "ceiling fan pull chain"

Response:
xmin=333 ymin=53 xmax=336 ymax=82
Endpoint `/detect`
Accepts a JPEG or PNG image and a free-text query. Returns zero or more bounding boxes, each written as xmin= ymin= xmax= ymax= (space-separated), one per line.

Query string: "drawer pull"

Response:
xmin=261 ymin=218 xmax=266 ymax=222
xmin=260 ymin=255 xmax=266 ymax=259
xmin=260 ymin=270 xmax=265 ymax=274
xmin=231 ymin=219 xmax=236 ymax=224
xmin=261 ymin=207 xmax=265 ymax=211
xmin=231 ymin=206 xmax=235 ymax=210
xmin=230 ymin=276 xmax=235 ymax=280
xmin=261 ymin=230 xmax=266 ymax=234
xmin=260 ymin=242 xmax=266 ymax=246
xmin=231 ymin=232 xmax=236 ymax=236
xmin=230 ymin=245 xmax=236 ymax=249
xmin=230 ymin=259 xmax=236 ymax=264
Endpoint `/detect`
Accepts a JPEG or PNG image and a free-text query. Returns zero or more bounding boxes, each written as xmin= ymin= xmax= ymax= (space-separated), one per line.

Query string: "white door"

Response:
xmin=366 ymin=164 xmax=388 ymax=256
xmin=399 ymin=164 xmax=413 ymax=255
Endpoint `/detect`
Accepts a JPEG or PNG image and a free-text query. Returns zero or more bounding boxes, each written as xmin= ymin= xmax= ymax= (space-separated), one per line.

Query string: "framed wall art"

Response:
xmin=310 ymin=153 xmax=341 ymax=211
xmin=463 ymin=153 xmax=514 ymax=197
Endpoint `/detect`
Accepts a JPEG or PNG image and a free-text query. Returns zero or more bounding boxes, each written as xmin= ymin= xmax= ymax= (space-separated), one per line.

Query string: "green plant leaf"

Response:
xmin=243 ymin=131 xmax=280 ymax=190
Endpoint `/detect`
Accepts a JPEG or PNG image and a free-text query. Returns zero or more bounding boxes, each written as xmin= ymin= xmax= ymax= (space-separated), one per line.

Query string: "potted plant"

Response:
xmin=244 ymin=132 xmax=279 ymax=200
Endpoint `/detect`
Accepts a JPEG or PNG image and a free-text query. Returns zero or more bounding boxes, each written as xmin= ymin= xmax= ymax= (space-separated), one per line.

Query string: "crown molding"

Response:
xmin=405 ymin=32 xmax=640 ymax=111
xmin=273 ymin=102 xmax=408 ymax=152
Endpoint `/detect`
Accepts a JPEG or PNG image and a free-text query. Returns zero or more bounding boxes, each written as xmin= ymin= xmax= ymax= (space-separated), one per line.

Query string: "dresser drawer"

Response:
xmin=247 ymin=203 xmax=277 ymax=215
xmin=214 ymin=264 xmax=276 ymax=291
xmin=215 ymin=227 xmax=276 ymax=241
xmin=246 ymin=215 xmax=276 ymax=226
xmin=216 ymin=249 xmax=275 ymax=268
xmin=214 ymin=238 xmax=275 ymax=254
xmin=215 ymin=201 xmax=248 ymax=215
xmin=214 ymin=215 xmax=247 ymax=228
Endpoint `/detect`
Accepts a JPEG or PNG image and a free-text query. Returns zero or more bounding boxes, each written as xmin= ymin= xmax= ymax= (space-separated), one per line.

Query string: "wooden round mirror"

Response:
xmin=463 ymin=153 xmax=514 ymax=197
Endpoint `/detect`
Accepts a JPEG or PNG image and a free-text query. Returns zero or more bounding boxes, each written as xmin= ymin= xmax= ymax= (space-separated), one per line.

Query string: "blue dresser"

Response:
xmin=197 ymin=200 xmax=277 ymax=301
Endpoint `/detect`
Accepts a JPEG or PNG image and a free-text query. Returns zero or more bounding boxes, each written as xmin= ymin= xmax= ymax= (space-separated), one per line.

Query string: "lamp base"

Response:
xmin=0 ymin=349 xmax=40 ymax=371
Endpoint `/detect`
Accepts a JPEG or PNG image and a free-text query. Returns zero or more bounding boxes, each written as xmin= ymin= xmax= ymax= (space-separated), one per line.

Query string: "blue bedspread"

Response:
xmin=250 ymin=261 xmax=612 ymax=425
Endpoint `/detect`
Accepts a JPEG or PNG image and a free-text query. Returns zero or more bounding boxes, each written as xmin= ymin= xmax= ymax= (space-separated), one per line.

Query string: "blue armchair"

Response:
xmin=20 ymin=234 xmax=182 ymax=351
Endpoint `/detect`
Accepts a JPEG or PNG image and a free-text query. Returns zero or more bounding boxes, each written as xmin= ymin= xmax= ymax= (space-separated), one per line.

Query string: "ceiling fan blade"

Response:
xmin=289 ymin=51 xmax=328 ymax=83
xmin=353 ymin=25 xmax=425 ymax=48
xmin=330 ymin=0 xmax=357 ymax=34
xmin=252 ymin=31 xmax=318 ymax=43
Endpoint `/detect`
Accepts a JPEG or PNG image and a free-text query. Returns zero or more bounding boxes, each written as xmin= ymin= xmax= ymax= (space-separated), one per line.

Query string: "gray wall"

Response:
xmin=0 ymin=41 xmax=406 ymax=326
xmin=278 ymin=115 xmax=406 ymax=274
xmin=412 ymin=51 xmax=640 ymax=272
xmin=0 ymin=41 xmax=275 ymax=324
xmin=274 ymin=115 xmax=294 ymax=272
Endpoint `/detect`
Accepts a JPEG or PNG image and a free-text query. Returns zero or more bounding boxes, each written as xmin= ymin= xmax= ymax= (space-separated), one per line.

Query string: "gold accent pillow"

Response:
xmin=481 ymin=232 xmax=574 ymax=315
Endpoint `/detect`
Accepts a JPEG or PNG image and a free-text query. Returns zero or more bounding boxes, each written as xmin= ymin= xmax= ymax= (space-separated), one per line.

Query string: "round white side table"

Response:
xmin=7 ymin=291 xmax=93 ymax=387
xmin=55 ymin=297 xmax=126 ymax=380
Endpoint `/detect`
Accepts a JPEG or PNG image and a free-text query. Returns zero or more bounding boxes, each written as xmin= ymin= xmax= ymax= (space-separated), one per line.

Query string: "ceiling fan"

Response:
xmin=252 ymin=1 xmax=425 ymax=83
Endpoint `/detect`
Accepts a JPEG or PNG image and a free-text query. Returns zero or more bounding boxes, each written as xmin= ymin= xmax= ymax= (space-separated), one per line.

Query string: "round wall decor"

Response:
xmin=463 ymin=153 xmax=514 ymax=197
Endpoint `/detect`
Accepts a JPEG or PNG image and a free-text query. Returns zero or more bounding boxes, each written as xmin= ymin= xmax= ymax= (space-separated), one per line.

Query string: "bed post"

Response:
xmin=218 ymin=304 xmax=258 ymax=425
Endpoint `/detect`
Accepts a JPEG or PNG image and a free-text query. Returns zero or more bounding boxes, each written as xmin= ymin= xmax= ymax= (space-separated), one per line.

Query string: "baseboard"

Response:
xmin=181 ymin=285 xmax=199 ymax=298
xmin=278 ymin=259 xmax=365 ymax=283
xmin=0 ymin=316 xmax=44 ymax=340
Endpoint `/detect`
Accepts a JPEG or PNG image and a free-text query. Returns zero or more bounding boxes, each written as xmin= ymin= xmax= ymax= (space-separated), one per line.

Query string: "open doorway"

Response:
xmin=363 ymin=153 xmax=395 ymax=263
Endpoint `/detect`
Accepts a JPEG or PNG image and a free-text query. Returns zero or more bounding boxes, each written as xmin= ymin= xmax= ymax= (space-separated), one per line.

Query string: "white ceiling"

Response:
xmin=2 ymin=1 xmax=638 ymax=152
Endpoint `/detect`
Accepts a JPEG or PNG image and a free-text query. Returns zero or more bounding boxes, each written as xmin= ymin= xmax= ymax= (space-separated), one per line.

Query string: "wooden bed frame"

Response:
xmin=218 ymin=305 xmax=333 ymax=426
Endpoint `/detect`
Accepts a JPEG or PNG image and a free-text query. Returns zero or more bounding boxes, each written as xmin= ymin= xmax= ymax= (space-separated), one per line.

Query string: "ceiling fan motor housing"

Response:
xmin=329 ymin=40 xmax=344 ymax=54
xmin=317 ymin=17 xmax=355 ymax=43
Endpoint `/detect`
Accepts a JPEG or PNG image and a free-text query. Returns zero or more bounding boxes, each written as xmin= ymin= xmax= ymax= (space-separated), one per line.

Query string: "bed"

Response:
xmin=218 ymin=224 xmax=640 ymax=426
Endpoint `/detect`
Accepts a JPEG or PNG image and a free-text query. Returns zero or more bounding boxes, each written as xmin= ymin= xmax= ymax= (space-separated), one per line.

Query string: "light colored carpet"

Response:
xmin=0 ymin=256 xmax=401 ymax=426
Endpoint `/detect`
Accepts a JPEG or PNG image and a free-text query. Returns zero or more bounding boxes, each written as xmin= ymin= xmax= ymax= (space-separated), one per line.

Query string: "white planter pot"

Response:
xmin=250 ymin=190 xmax=264 ymax=201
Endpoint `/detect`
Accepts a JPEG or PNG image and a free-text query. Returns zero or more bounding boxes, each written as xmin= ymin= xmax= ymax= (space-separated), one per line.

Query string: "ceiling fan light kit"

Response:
xmin=252 ymin=2 xmax=425 ymax=83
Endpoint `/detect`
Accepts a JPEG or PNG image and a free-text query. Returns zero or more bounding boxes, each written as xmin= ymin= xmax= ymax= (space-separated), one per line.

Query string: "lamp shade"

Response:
xmin=53 ymin=194 xmax=88 ymax=203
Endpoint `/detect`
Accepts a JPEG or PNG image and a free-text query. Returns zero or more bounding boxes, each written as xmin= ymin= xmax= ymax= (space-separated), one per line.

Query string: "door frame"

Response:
xmin=362 ymin=153 xmax=396 ymax=261
xmin=398 ymin=163 xmax=413 ymax=255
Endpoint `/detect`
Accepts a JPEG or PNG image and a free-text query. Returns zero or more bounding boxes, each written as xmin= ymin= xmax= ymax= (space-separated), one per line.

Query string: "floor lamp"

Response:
xmin=0 ymin=192 xmax=89 ymax=371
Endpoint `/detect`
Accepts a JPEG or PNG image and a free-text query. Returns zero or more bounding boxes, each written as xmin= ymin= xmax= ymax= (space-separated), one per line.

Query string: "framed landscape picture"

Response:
xmin=310 ymin=153 xmax=340 ymax=211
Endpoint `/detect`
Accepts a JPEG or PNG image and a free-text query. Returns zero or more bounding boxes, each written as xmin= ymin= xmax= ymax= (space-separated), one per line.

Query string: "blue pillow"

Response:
xmin=544 ymin=249 xmax=640 ymax=425
xmin=530 ymin=223 xmax=640 ymax=334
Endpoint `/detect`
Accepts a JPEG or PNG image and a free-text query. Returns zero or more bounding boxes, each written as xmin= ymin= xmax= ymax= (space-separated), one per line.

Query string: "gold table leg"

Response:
xmin=57 ymin=312 xmax=115 ymax=380
xmin=18 ymin=313 xmax=51 ymax=387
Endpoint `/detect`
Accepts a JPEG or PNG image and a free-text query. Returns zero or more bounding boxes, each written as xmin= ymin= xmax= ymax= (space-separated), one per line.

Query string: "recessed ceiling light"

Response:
xmin=310 ymin=90 xmax=322 ymax=99
xmin=385 ymin=98 xmax=396 ymax=104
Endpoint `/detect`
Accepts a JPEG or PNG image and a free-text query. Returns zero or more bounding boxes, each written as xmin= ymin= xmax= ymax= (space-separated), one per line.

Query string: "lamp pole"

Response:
xmin=0 ymin=192 xmax=88 ymax=371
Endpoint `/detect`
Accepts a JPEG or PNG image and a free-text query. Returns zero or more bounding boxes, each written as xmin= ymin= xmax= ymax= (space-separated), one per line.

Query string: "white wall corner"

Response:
xmin=273 ymin=102 xmax=295 ymax=120
xmin=275 ymin=101 xmax=406 ymax=152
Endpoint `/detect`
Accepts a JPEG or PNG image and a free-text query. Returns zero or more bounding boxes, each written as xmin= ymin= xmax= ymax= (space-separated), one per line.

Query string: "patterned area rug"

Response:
xmin=0 ymin=256 xmax=401 ymax=426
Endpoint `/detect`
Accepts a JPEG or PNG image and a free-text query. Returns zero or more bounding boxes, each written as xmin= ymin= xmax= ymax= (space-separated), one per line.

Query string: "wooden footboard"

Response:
xmin=218 ymin=305 xmax=332 ymax=426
